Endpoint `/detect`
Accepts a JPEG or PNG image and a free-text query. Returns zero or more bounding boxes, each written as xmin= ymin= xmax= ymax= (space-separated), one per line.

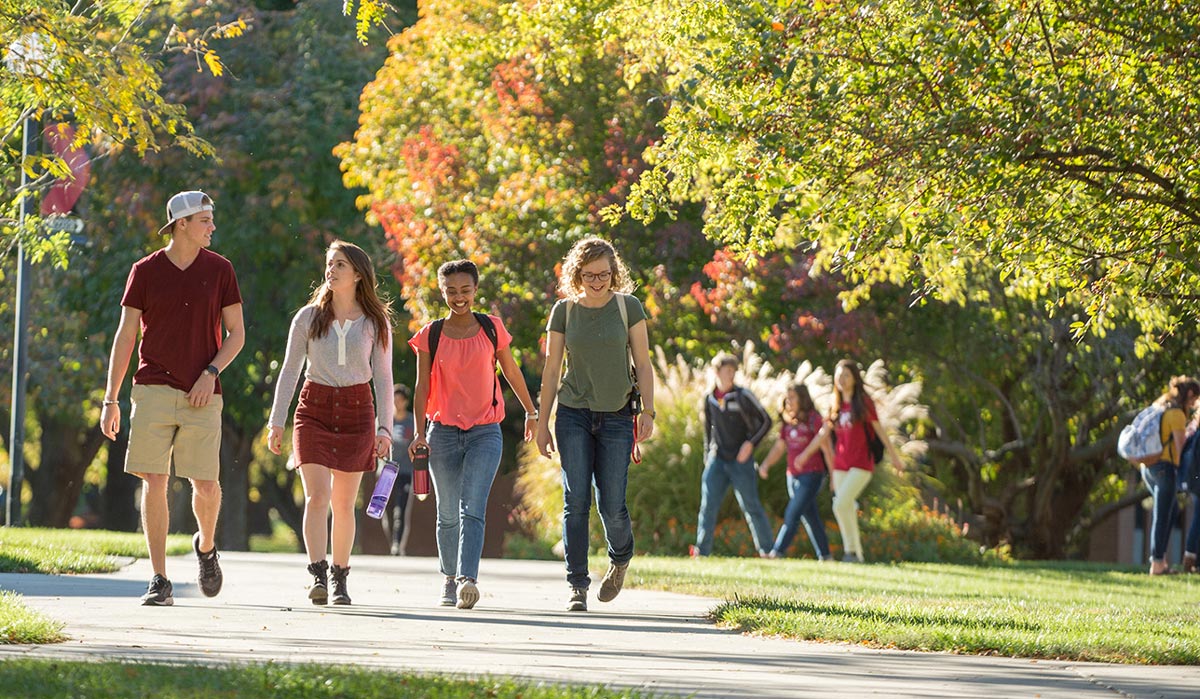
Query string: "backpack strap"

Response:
xmin=616 ymin=294 xmax=635 ymax=381
xmin=474 ymin=312 xmax=500 ymax=408
xmin=428 ymin=318 xmax=445 ymax=362
xmin=474 ymin=312 xmax=499 ymax=350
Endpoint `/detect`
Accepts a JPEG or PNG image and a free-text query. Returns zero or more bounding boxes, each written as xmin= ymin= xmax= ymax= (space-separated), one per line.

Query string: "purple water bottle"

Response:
xmin=365 ymin=459 xmax=399 ymax=519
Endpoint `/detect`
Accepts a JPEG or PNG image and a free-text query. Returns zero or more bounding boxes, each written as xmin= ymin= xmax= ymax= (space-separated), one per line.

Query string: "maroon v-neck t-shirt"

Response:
xmin=121 ymin=248 xmax=242 ymax=394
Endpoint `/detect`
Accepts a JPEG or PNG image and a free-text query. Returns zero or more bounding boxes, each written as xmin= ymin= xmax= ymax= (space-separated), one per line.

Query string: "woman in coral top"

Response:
xmin=408 ymin=260 xmax=538 ymax=609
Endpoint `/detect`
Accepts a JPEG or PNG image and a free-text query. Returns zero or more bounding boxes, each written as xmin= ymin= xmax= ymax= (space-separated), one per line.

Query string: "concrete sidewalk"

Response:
xmin=1 ymin=552 xmax=1197 ymax=698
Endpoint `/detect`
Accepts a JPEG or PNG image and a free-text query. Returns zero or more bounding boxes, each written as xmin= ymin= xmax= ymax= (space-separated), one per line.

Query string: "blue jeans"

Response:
xmin=556 ymin=404 xmax=635 ymax=589
xmin=427 ymin=421 xmax=502 ymax=581
xmin=695 ymin=453 xmax=773 ymax=556
xmin=771 ymin=471 xmax=831 ymax=559
xmin=1142 ymin=461 xmax=1178 ymax=563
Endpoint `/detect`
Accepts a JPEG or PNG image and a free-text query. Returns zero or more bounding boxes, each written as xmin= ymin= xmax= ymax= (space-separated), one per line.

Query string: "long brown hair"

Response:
xmin=306 ymin=241 xmax=393 ymax=349
xmin=1157 ymin=375 xmax=1200 ymax=411
xmin=558 ymin=237 xmax=634 ymax=300
xmin=828 ymin=359 xmax=870 ymax=423
xmin=781 ymin=382 xmax=816 ymax=425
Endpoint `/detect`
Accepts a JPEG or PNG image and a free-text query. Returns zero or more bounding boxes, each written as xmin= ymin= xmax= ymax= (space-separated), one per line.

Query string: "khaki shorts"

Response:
xmin=126 ymin=383 xmax=224 ymax=481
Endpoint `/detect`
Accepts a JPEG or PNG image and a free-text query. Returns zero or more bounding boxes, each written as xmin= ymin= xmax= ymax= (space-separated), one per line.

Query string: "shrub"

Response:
xmin=513 ymin=345 xmax=997 ymax=563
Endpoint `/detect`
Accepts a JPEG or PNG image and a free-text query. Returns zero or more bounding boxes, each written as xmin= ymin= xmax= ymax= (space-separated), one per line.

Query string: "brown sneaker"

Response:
xmin=566 ymin=586 xmax=588 ymax=612
xmin=1184 ymin=552 xmax=1198 ymax=574
xmin=597 ymin=562 xmax=628 ymax=603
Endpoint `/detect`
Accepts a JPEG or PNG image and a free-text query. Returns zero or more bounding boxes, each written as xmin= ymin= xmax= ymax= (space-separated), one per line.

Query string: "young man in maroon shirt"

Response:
xmin=100 ymin=191 xmax=245 ymax=606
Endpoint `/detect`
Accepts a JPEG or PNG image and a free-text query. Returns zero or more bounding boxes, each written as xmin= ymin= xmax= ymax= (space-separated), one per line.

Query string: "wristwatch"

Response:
xmin=204 ymin=364 xmax=220 ymax=377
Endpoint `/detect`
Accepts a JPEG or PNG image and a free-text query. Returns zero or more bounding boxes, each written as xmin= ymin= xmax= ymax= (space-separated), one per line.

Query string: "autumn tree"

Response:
xmin=505 ymin=0 xmax=1200 ymax=341
xmin=337 ymin=0 xmax=723 ymax=360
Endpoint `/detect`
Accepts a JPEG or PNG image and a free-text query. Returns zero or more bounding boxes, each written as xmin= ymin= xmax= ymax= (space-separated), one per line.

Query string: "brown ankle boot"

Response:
xmin=330 ymin=564 xmax=351 ymax=605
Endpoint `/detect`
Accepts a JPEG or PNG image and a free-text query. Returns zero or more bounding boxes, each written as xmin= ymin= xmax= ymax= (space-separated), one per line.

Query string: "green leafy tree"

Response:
xmin=45 ymin=0 xmax=406 ymax=545
xmin=507 ymin=0 xmax=1200 ymax=340
xmin=0 ymin=1 xmax=252 ymax=250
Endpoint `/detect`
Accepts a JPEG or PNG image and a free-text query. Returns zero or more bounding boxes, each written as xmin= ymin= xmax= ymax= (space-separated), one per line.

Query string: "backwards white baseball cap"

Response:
xmin=158 ymin=190 xmax=213 ymax=235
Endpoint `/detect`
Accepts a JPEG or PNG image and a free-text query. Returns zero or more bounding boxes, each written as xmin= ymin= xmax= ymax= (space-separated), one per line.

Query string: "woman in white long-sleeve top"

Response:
xmin=266 ymin=241 xmax=394 ymax=605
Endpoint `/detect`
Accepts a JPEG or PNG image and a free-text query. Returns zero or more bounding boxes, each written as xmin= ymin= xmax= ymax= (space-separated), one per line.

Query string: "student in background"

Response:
xmin=758 ymin=383 xmax=834 ymax=560
xmin=692 ymin=352 xmax=773 ymax=557
xmin=791 ymin=359 xmax=904 ymax=563
xmin=387 ymin=383 xmax=416 ymax=556
xmin=1140 ymin=376 xmax=1200 ymax=575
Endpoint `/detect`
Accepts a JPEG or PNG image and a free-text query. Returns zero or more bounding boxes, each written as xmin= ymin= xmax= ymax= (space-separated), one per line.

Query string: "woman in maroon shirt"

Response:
xmin=791 ymin=360 xmax=905 ymax=562
xmin=758 ymin=383 xmax=834 ymax=560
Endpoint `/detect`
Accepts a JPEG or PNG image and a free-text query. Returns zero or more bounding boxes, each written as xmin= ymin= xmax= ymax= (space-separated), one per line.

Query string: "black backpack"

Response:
xmin=427 ymin=313 xmax=500 ymax=409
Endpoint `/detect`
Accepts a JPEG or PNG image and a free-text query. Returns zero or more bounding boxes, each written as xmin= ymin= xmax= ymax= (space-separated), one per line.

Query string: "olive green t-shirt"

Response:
xmin=547 ymin=294 xmax=647 ymax=412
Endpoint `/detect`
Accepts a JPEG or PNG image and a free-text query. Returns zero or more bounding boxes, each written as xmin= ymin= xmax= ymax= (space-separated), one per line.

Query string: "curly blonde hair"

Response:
xmin=558 ymin=237 xmax=635 ymax=300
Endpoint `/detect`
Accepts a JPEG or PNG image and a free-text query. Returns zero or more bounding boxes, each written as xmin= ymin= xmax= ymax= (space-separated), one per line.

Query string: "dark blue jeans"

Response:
xmin=1142 ymin=461 xmax=1178 ymax=563
xmin=771 ymin=471 xmax=831 ymax=559
xmin=1187 ymin=493 xmax=1200 ymax=556
xmin=556 ymin=404 xmax=635 ymax=589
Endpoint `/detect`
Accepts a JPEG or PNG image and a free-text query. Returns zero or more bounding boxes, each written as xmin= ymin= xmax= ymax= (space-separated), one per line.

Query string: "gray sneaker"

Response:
xmin=597 ymin=562 xmax=628 ymax=603
xmin=440 ymin=578 xmax=457 ymax=607
xmin=566 ymin=586 xmax=588 ymax=612
xmin=842 ymin=553 xmax=862 ymax=563
xmin=456 ymin=579 xmax=479 ymax=610
xmin=193 ymin=532 xmax=222 ymax=598
xmin=140 ymin=574 xmax=174 ymax=606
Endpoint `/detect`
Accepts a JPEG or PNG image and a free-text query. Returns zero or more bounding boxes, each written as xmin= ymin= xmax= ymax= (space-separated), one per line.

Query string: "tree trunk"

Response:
xmin=102 ymin=427 xmax=140 ymax=531
xmin=26 ymin=413 xmax=105 ymax=527
xmin=218 ymin=422 xmax=255 ymax=551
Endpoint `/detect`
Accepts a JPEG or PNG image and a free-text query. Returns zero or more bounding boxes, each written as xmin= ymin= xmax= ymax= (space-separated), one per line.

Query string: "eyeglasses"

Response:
xmin=581 ymin=270 xmax=613 ymax=283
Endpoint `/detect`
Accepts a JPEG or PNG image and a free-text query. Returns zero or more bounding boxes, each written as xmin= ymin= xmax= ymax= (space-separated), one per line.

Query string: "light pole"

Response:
xmin=5 ymin=33 xmax=51 ymax=527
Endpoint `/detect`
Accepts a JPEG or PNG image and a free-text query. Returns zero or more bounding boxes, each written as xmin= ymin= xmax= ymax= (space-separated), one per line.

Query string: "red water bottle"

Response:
xmin=413 ymin=444 xmax=430 ymax=501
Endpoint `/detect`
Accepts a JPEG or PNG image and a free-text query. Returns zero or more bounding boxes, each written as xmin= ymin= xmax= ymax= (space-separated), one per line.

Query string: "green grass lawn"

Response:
xmin=0 ymin=592 xmax=65 ymax=644
xmin=625 ymin=556 xmax=1200 ymax=664
xmin=0 ymin=527 xmax=190 ymax=645
xmin=0 ymin=527 xmax=190 ymax=574
xmin=0 ymin=659 xmax=653 ymax=699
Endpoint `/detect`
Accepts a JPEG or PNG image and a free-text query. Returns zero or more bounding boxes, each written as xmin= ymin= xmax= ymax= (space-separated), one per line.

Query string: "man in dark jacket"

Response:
xmin=692 ymin=352 xmax=773 ymax=556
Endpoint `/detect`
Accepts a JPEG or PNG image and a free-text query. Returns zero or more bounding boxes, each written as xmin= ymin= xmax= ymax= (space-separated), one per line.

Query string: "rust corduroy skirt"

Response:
xmin=293 ymin=381 xmax=376 ymax=472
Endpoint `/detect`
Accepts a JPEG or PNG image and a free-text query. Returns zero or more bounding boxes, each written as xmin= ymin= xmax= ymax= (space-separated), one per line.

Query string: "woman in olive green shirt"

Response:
xmin=536 ymin=237 xmax=656 ymax=612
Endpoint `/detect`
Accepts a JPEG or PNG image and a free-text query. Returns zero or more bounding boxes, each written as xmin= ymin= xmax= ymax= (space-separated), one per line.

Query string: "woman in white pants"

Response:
xmin=792 ymin=360 xmax=904 ymax=562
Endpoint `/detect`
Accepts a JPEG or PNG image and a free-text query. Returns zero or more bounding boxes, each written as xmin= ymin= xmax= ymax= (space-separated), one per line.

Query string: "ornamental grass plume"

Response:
xmin=511 ymin=344 xmax=997 ymax=562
